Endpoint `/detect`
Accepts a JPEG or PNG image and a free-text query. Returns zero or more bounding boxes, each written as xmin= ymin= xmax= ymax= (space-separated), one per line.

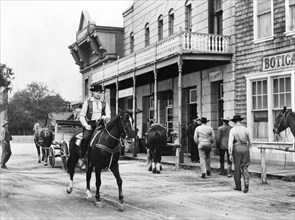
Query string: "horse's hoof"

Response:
xmin=156 ymin=171 xmax=161 ymax=174
xmin=66 ymin=187 xmax=72 ymax=194
xmin=148 ymin=167 xmax=152 ymax=171
xmin=118 ymin=203 xmax=125 ymax=211
xmin=95 ymin=201 xmax=104 ymax=208
xmin=38 ymin=160 xmax=41 ymax=163
xmin=44 ymin=163 xmax=48 ymax=166
xmin=152 ymin=169 xmax=156 ymax=174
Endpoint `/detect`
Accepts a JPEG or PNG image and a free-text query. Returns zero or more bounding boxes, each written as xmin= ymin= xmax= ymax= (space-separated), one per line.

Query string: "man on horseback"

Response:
xmin=79 ymin=83 xmax=111 ymax=168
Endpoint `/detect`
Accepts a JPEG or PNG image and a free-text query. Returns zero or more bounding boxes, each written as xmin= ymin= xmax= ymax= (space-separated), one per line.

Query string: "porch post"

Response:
xmin=178 ymin=58 xmax=184 ymax=163
xmin=154 ymin=68 xmax=158 ymax=123
xmin=132 ymin=71 xmax=137 ymax=157
xmin=116 ymin=57 xmax=119 ymax=115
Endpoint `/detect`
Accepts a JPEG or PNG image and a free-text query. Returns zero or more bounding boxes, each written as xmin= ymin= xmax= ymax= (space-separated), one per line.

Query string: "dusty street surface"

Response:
xmin=1 ymin=143 xmax=294 ymax=220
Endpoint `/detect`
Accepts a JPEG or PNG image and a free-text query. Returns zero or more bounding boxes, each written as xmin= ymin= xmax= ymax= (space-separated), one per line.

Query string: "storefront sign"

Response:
xmin=209 ymin=71 xmax=223 ymax=82
xmin=119 ymin=87 xmax=133 ymax=98
xmin=263 ymin=51 xmax=295 ymax=71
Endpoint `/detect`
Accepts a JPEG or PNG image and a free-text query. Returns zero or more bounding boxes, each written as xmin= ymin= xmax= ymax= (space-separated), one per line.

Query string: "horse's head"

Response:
xmin=273 ymin=106 xmax=289 ymax=135
xmin=119 ymin=110 xmax=135 ymax=142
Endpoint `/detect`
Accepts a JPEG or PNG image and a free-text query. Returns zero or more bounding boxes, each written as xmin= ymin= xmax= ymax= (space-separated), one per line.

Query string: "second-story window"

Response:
xmin=185 ymin=2 xmax=192 ymax=32
xmin=130 ymin=32 xmax=134 ymax=54
xmin=145 ymin=23 xmax=150 ymax=47
xmin=285 ymin=0 xmax=295 ymax=34
xmin=209 ymin=0 xmax=222 ymax=34
xmin=168 ymin=9 xmax=174 ymax=36
xmin=253 ymin=0 xmax=273 ymax=41
xmin=158 ymin=15 xmax=164 ymax=41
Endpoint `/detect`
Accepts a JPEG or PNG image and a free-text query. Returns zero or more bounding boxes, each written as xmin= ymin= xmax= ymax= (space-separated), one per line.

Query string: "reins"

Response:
xmin=90 ymin=115 xmax=130 ymax=170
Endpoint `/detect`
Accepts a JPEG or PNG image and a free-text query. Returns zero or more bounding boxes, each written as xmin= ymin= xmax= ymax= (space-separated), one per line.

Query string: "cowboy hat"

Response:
xmin=2 ymin=120 xmax=9 ymax=127
xmin=200 ymin=117 xmax=210 ymax=123
xmin=221 ymin=117 xmax=231 ymax=121
xmin=90 ymin=84 xmax=105 ymax=92
xmin=230 ymin=115 xmax=244 ymax=122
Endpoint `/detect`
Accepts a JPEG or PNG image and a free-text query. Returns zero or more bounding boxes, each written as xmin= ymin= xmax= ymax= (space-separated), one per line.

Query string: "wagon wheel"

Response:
xmin=61 ymin=141 xmax=69 ymax=171
xmin=49 ymin=146 xmax=55 ymax=168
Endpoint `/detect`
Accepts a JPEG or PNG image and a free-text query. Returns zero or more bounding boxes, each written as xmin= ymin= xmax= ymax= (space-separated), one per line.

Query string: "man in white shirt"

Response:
xmin=79 ymin=84 xmax=111 ymax=166
xmin=228 ymin=115 xmax=251 ymax=193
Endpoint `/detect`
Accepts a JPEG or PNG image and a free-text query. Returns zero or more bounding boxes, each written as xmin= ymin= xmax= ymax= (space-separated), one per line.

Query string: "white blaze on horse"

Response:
xmin=33 ymin=123 xmax=54 ymax=166
xmin=273 ymin=106 xmax=295 ymax=147
xmin=66 ymin=110 xmax=135 ymax=211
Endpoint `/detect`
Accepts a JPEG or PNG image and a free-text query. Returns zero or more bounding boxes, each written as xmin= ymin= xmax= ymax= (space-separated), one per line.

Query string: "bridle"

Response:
xmin=90 ymin=113 xmax=134 ymax=170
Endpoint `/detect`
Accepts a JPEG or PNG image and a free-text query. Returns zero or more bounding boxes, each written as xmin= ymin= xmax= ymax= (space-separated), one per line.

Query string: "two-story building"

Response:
xmin=69 ymin=0 xmax=295 ymax=162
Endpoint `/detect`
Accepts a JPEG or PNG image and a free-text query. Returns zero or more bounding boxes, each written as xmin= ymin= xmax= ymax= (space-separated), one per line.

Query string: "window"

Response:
xmin=84 ymin=78 xmax=89 ymax=97
xmin=248 ymin=75 xmax=293 ymax=143
xmin=253 ymin=0 xmax=274 ymax=41
xmin=285 ymin=0 xmax=295 ymax=34
xmin=158 ymin=15 xmax=164 ymax=41
xmin=168 ymin=9 xmax=174 ymax=36
xmin=130 ymin=32 xmax=134 ymax=54
xmin=208 ymin=0 xmax=222 ymax=34
xmin=148 ymin=96 xmax=154 ymax=120
xmin=185 ymin=2 xmax=192 ymax=32
xmin=166 ymin=106 xmax=173 ymax=140
xmin=273 ymin=76 xmax=292 ymax=142
xmin=189 ymin=88 xmax=197 ymax=103
xmin=252 ymin=80 xmax=268 ymax=141
xmin=145 ymin=23 xmax=150 ymax=47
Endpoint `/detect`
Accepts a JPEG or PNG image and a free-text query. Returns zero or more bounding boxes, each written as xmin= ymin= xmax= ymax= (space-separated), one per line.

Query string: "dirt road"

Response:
xmin=0 ymin=143 xmax=294 ymax=219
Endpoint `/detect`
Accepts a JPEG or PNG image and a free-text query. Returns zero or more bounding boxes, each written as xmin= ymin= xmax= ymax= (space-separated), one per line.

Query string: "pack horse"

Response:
xmin=66 ymin=110 xmax=135 ymax=210
xmin=146 ymin=123 xmax=167 ymax=174
xmin=33 ymin=123 xmax=54 ymax=166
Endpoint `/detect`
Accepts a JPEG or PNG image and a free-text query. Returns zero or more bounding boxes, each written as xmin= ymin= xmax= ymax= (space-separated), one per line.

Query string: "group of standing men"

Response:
xmin=187 ymin=115 xmax=251 ymax=193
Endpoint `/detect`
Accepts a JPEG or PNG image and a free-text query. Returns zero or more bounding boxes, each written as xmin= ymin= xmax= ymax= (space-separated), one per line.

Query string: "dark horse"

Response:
xmin=66 ymin=110 xmax=135 ymax=210
xmin=146 ymin=122 xmax=167 ymax=174
xmin=273 ymin=106 xmax=295 ymax=138
xmin=33 ymin=123 xmax=54 ymax=166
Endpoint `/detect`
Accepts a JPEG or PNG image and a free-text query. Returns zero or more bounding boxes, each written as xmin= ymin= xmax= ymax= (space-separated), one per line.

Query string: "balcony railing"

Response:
xmin=92 ymin=31 xmax=231 ymax=82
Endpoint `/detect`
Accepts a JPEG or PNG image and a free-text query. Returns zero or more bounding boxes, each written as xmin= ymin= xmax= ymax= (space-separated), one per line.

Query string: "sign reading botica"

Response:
xmin=263 ymin=51 xmax=295 ymax=71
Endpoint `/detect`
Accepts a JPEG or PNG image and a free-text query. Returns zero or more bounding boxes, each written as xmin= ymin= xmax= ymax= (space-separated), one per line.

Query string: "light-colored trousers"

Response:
xmin=198 ymin=141 xmax=212 ymax=174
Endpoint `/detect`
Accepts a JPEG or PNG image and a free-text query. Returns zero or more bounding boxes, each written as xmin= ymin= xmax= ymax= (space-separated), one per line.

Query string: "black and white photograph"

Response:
xmin=1 ymin=0 xmax=295 ymax=219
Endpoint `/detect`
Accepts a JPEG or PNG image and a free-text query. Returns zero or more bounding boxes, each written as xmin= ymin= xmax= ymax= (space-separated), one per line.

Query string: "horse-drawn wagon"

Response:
xmin=49 ymin=120 xmax=83 ymax=170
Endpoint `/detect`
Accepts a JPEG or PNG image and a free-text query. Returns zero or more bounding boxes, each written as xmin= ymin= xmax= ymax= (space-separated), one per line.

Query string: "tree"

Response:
xmin=0 ymin=63 xmax=14 ymax=112
xmin=0 ymin=63 xmax=14 ymax=90
xmin=8 ymin=82 xmax=68 ymax=135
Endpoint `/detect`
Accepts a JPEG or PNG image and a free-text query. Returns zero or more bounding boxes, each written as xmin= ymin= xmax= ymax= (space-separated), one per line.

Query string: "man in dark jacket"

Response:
xmin=186 ymin=118 xmax=200 ymax=163
xmin=1 ymin=121 xmax=12 ymax=169
xmin=216 ymin=117 xmax=232 ymax=177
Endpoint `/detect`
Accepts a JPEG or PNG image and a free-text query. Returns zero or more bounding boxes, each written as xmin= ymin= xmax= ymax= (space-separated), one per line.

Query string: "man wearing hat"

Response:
xmin=194 ymin=117 xmax=215 ymax=178
xmin=228 ymin=115 xmax=251 ymax=193
xmin=186 ymin=118 xmax=200 ymax=163
xmin=79 ymin=84 xmax=111 ymax=168
xmin=216 ymin=117 xmax=233 ymax=177
xmin=1 ymin=121 xmax=12 ymax=169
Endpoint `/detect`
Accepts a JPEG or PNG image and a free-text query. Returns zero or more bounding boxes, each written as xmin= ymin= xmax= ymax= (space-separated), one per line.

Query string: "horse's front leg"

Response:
xmin=66 ymin=147 xmax=79 ymax=194
xmin=94 ymin=166 xmax=103 ymax=207
xmin=110 ymin=162 xmax=124 ymax=211
xmin=86 ymin=164 xmax=94 ymax=200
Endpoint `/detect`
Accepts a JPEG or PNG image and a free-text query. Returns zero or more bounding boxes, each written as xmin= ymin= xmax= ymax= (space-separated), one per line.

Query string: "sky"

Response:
xmin=0 ymin=0 xmax=133 ymax=102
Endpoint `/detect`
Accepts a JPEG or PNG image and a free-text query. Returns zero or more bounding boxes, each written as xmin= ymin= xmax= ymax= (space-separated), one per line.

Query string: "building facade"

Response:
xmin=69 ymin=0 xmax=295 ymax=162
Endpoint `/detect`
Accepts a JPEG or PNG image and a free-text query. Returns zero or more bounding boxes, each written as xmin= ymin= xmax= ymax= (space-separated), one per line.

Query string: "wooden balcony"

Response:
xmin=92 ymin=31 xmax=232 ymax=83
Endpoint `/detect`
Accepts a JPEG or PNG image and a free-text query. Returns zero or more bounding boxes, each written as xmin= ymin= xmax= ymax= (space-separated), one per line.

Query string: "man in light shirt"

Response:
xmin=228 ymin=115 xmax=251 ymax=193
xmin=79 ymin=84 xmax=111 ymax=167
